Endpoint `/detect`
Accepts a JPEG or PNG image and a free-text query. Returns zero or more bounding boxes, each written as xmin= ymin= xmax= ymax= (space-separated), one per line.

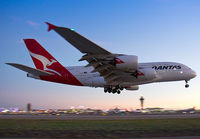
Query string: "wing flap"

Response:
xmin=6 ymin=63 xmax=54 ymax=76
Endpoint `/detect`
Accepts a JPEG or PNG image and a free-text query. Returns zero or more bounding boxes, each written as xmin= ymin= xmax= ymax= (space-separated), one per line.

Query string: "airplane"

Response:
xmin=177 ymin=107 xmax=196 ymax=114
xmin=6 ymin=22 xmax=197 ymax=94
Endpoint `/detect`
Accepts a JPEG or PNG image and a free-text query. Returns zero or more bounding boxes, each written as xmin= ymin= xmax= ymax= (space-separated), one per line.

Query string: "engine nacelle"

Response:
xmin=115 ymin=55 xmax=138 ymax=71
xmin=125 ymin=85 xmax=139 ymax=91
xmin=139 ymin=68 xmax=157 ymax=81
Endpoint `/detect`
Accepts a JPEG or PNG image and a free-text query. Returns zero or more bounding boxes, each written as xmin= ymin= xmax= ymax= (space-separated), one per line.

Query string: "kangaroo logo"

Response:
xmin=29 ymin=51 xmax=62 ymax=76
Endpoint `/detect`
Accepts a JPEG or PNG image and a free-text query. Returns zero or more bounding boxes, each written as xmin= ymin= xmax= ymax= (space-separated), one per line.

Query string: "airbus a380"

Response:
xmin=7 ymin=22 xmax=196 ymax=94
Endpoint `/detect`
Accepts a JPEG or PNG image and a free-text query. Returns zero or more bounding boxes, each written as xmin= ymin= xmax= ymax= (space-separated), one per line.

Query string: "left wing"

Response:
xmin=46 ymin=22 xmax=134 ymax=86
xmin=46 ymin=22 xmax=111 ymax=55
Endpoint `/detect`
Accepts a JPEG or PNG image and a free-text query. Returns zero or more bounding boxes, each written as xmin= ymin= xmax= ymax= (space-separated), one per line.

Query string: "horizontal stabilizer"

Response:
xmin=6 ymin=63 xmax=54 ymax=76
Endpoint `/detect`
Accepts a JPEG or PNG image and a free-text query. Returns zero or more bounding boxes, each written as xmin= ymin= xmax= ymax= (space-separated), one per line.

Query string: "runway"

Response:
xmin=1 ymin=113 xmax=200 ymax=120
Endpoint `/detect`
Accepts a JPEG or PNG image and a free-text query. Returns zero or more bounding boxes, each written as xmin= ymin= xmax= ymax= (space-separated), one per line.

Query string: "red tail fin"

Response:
xmin=24 ymin=39 xmax=58 ymax=71
xmin=24 ymin=39 xmax=82 ymax=86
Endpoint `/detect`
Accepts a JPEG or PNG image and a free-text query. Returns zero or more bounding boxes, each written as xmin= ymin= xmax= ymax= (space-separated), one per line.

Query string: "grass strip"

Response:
xmin=0 ymin=118 xmax=200 ymax=138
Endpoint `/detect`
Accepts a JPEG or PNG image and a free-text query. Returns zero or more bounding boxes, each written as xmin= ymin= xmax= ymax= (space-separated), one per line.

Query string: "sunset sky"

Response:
xmin=1 ymin=0 xmax=200 ymax=110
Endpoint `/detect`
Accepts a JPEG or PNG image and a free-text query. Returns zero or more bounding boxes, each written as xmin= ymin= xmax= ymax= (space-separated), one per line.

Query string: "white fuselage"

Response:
xmin=67 ymin=62 xmax=196 ymax=87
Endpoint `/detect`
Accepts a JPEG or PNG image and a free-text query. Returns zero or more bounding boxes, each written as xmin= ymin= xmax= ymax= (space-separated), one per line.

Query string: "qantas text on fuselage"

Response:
xmin=6 ymin=22 xmax=196 ymax=94
xmin=152 ymin=65 xmax=181 ymax=70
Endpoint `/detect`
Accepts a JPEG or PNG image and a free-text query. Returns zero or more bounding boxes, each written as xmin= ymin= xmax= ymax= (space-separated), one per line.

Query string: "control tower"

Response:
xmin=27 ymin=103 xmax=32 ymax=112
xmin=140 ymin=96 xmax=144 ymax=110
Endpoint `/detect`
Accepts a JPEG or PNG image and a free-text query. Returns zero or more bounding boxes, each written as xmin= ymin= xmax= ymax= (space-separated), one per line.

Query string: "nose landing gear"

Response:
xmin=185 ymin=80 xmax=189 ymax=88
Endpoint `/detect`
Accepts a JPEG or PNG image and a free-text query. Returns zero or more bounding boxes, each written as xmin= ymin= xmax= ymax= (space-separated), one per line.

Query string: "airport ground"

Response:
xmin=1 ymin=113 xmax=200 ymax=120
xmin=0 ymin=113 xmax=200 ymax=138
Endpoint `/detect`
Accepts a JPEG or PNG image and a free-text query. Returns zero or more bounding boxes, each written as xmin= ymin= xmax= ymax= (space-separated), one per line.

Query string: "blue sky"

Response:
xmin=0 ymin=0 xmax=200 ymax=110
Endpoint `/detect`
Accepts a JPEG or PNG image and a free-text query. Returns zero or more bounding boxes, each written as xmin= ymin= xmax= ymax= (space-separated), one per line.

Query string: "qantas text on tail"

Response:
xmin=7 ymin=22 xmax=196 ymax=94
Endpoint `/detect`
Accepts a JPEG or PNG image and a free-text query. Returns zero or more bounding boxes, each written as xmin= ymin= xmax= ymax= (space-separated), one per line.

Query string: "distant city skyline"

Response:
xmin=1 ymin=0 xmax=200 ymax=110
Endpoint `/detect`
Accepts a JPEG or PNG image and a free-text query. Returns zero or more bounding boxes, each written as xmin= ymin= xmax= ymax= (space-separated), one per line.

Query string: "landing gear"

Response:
xmin=104 ymin=86 xmax=124 ymax=94
xmin=185 ymin=80 xmax=189 ymax=88
xmin=104 ymin=87 xmax=112 ymax=93
xmin=185 ymin=84 xmax=189 ymax=88
xmin=104 ymin=88 xmax=108 ymax=93
xmin=119 ymin=87 xmax=124 ymax=90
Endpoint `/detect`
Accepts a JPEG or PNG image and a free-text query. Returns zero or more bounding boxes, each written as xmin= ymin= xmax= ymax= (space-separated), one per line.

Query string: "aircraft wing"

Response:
xmin=6 ymin=63 xmax=54 ymax=76
xmin=46 ymin=22 xmax=111 ymax=55
xmin=86 ymin=61 xmax=134 ymax=86
xmin=46 ymin=22 xmax=133 ymax=86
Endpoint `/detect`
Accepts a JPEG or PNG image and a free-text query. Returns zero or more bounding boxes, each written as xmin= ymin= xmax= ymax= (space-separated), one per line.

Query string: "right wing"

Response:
xmin=6 ymin=63 xmax=54 ymax=76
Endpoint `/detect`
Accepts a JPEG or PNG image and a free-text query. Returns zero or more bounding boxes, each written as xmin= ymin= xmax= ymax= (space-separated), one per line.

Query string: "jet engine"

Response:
xmin=115 ymin=55 xmax=138 ymax=71
xmin=139 ymin=68 xmax=157 ymax=81
xmin=125 ymin=85 xmax=139 ymax=91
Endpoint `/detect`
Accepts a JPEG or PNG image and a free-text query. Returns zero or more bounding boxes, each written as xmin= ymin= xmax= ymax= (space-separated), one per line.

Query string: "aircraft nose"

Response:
xmin=190 ymin=70 xmax=197 ymax=79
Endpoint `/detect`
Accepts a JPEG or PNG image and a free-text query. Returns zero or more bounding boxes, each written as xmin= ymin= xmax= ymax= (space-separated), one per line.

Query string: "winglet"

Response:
xmin=45 ymin=22 xmax=57 ymax=32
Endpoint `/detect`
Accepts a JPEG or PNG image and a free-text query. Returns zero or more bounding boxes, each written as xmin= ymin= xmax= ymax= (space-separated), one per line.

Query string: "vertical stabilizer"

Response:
xmin=23 ymin=39 xmax=82 ymax=86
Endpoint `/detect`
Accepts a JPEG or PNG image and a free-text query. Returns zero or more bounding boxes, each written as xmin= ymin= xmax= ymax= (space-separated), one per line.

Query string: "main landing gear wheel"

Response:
xmin=112 ymin=89 xmax=117 ymax=94
xmin=106 ymin=88 xmax=112 ymax=93
xmin=185 ymin=80 xmax=189 ymax=88
xmin=104 ymin=86 xmax=123 ymax=94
